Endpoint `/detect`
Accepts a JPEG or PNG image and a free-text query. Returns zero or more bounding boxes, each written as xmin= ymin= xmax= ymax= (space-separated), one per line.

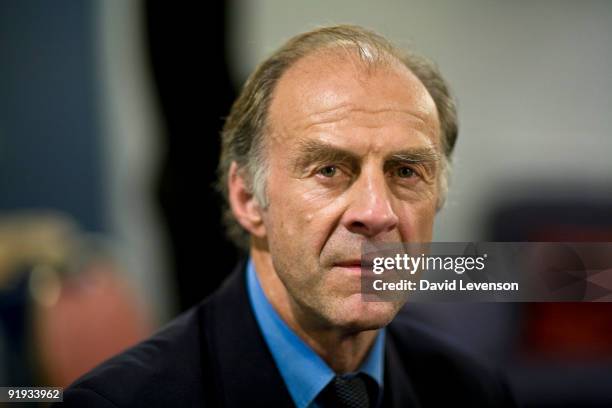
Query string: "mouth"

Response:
xmin=334 ymin=257 xmax=374 ymax=266
xmin=333 ymin=259 xmax=374 ymax=274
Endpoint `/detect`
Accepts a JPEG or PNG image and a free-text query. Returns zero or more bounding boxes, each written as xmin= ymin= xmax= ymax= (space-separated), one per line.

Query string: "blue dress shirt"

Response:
xmin=246 ymin=258 xmax=385 ymax=408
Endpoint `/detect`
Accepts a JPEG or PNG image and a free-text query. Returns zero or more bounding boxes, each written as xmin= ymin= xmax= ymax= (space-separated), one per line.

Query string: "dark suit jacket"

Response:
xmin=57 ymin=260 xmax=516 ymax=407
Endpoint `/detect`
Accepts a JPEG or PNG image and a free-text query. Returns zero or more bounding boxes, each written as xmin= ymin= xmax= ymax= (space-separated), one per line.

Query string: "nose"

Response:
xmin=341 ymin=169 xmax=399 ymax=238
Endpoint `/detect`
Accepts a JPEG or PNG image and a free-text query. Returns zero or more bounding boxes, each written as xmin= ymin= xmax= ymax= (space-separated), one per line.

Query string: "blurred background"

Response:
xmin=0 ymin=0 xmax=610 ymax=406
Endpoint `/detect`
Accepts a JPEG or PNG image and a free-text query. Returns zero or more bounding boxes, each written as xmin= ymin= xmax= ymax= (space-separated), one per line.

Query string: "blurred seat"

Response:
xmin=0 ymin=212 xmax=153 ymax=388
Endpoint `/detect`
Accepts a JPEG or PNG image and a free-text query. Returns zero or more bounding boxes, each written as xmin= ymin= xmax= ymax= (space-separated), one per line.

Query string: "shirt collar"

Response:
xmin=246 ymin=258 xmax=385 ymax=408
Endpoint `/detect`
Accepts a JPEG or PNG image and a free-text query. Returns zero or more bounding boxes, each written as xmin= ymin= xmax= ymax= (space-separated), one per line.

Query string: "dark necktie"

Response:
xmin=321 ymin=374 xmax=372 ymax=408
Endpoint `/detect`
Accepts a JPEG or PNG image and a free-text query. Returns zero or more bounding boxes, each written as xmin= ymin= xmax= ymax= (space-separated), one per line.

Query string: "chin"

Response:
xmin=329 ymin=297 xmax=400 ymax=332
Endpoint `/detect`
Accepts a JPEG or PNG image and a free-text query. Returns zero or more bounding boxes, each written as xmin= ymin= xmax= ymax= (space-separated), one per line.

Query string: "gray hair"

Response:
xmin=216 ymin=24 xmax=458 ymax=251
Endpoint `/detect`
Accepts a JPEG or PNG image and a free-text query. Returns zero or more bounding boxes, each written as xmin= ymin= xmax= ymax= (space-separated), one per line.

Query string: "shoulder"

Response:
xmin=387 ymin=315 xmax=516 ymax=407
xmin=58 ymin=304 xmax=208 ymax=408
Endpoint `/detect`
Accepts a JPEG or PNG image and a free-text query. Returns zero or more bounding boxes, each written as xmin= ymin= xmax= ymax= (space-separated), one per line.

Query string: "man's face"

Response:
xmin=261 ymin=50 xmax=441 ymax=332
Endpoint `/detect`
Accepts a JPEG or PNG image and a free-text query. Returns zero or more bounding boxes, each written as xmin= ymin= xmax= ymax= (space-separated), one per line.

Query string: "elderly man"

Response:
xmin=60 ymin=25 xmax=515 ymax=407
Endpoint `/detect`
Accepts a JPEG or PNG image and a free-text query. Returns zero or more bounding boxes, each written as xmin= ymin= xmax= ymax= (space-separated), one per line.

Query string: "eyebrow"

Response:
xmin=292 ymin=139 xmax=441 ymax=172
xmin=293 ymin=139 xmax=360 ymax=171
xmin=384 ymin=149 xmax=441 ymax=173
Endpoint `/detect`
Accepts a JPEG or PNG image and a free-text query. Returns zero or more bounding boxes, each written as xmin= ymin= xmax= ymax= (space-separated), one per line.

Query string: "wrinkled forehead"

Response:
xmin=266 ymin=47 xmax=441 ymax=146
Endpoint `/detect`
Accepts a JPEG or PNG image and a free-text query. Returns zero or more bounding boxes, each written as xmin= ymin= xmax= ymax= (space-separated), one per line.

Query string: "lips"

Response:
xmin=334 ymin=260 xmax=362 ymax=268
xmin=333 ymin=259 xmax=374 ymax=268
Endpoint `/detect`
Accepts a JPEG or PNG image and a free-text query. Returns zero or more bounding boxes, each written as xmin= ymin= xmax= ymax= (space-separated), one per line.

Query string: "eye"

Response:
xmin=318 ymin=165 xmax=337 ymax=178
xmin=395 ymin=166 xmax=416 ymax=178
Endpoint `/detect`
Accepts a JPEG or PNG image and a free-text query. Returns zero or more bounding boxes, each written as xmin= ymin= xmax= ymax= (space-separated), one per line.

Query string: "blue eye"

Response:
xmin=396 ymin=167 xmax=415 ymax=178
xmin=318 ymin=165 xmax=337 ymax=177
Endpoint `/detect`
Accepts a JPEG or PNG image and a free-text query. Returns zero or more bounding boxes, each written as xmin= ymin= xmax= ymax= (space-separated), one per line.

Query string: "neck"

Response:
xmin=250 ymin=243 xmax=378 ymax=374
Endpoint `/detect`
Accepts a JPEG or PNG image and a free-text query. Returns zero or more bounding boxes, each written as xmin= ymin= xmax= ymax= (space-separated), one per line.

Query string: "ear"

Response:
xmin=227 ymin=162 xmax=267 ymax=238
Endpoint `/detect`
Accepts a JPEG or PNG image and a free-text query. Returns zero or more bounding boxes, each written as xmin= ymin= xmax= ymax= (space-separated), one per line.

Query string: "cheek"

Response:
xmin=396 ymin=200 xmax=437 ymax=242
xmin=267 ymin=176 xmax=346 ymax=246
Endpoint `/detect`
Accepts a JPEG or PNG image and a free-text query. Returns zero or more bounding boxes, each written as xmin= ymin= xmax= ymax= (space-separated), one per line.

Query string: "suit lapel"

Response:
xmin=382 ymin=328 xmax=421 ymax=408
xmin=198 ymin=260 xmax=295 ymax=407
